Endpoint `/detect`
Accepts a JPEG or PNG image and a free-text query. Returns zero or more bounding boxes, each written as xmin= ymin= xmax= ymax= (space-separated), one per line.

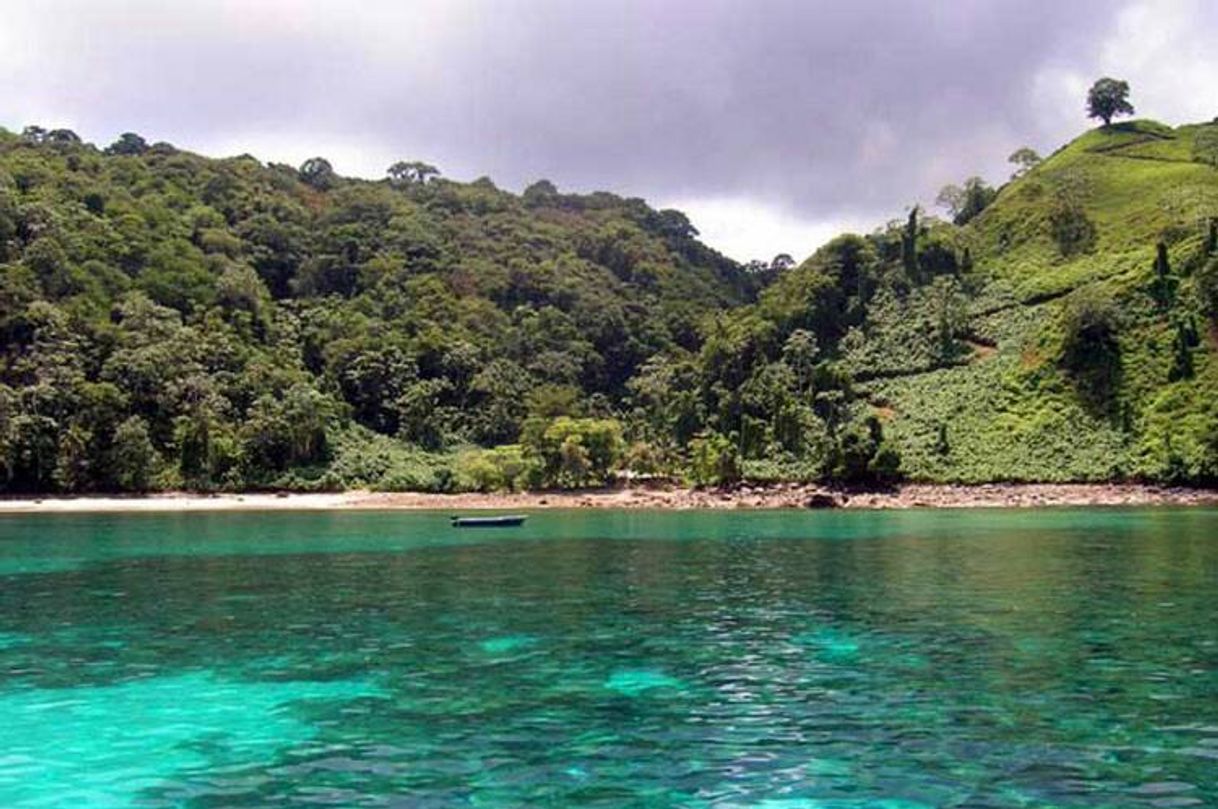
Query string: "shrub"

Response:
xmin=1193 ymin=125 xmax=1218 ymax=167
xmin=687 ymin=431 xmax=741 ymax=487
xmin=327 ymin=426 xmax=455 ymax=492
xmin=455 ymin=445 xmax=535 ymax=492
xmin=822 ymin=415 xmax=903 ymax=485
xmin=521 ymin=417 xmax=624 ymax=488
xmin=1059 ymin=289 xmax=1121 ymax=406
xmin=623 ymin=440 xmax=669 ymax=477
xmin=1197 ymin=255 xmax=1218 ymax=317
xmin=1049 ymin=200 xmax=1096 ymax=257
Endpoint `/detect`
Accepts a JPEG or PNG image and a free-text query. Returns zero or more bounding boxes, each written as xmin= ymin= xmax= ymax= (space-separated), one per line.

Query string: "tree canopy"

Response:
xmin=1086 ymin=78 xmax=1135 ymax=127
xmin=1008 ymin=147 xmax=1041 ymax=177
xmin=0 ymin=127 xmax=791 ymax=493
xmin=935 ymin=177 xmax=997 ymax=226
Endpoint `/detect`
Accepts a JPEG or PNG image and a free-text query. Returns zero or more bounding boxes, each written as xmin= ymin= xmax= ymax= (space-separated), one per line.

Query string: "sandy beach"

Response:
xmin=1 ymin=482 xmax=1216 ymax=514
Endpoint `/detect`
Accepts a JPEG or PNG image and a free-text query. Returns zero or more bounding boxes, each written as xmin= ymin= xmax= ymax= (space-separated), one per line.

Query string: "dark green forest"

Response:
xmin=2 ymin=119 xmax=1217 ymax=493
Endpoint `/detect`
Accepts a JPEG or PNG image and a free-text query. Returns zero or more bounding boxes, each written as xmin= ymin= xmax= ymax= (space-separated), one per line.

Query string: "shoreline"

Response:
xmin=0 ymin=482 xmax=1216 ymax=514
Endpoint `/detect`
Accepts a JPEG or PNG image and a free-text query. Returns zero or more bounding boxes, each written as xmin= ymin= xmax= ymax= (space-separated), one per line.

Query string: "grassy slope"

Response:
xmin=861 ymin=120 xmax=1218 ymax=482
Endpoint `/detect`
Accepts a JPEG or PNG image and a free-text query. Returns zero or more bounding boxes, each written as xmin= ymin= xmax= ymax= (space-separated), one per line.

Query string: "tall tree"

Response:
xmin=387 ymin=161 xmax=440 ymax=187
xmin=299 ymin=157 xmax=337 ymax=190
xmin=1086 ymin=78 xmax=1134 ymax=127
xmin=20 ymin=126 xmax=48 ymax=144
xmin=106 ymin=132 xmax=149 ymax=156
xmin=935 ymin=177 xmax=996 ymax=225
xmin=110 ymin=416 xmax=157 ymax=491
xmin=522 ymin=179 xmax=558 ymax=206
xmin=769 ymin=253 xmax=795 ymax=273
xmin=901 ymin=206 xmax=919 ymax=278
xmin=1008 ymin=147 xmax=1042 ymax=177
xmin=47 ymin=129 xmax=81 ymax=145
xmin=1151 ymin=241 xmax=1175 ymax=310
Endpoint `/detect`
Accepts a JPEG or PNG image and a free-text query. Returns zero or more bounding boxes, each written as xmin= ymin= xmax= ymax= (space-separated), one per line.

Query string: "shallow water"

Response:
xmin=0 ymin=508 xmax=1215 ymax=807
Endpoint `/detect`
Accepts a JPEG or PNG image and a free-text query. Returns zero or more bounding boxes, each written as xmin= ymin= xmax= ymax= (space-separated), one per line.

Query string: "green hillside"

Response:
xmin=860 ymin=119 xmax=1218 ymax=482
xmin=0 ymin=119 xmax=1216 ymax=493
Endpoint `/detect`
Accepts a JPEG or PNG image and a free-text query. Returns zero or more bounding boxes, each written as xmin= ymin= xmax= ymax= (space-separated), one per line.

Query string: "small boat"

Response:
xmin=450 ymin=515 xmax=527 ymax=528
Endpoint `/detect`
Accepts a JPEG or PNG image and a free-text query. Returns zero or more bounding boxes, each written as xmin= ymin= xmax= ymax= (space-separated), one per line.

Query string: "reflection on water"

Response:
xmin=0 ymin=508 xmax=1215 ymax=807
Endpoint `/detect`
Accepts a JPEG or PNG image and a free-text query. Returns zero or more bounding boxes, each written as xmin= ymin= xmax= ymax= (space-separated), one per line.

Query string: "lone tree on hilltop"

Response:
xmin=1087 ymin=78 xmax=1134 ymax=127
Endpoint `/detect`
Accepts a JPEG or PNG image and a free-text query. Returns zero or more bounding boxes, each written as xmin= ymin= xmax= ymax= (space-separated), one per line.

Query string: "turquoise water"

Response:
xmin=0 ymin=509 xmax=1215 ymax=807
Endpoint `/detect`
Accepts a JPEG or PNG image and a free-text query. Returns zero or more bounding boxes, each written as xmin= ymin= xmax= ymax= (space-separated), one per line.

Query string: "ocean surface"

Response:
xmin=0 ymin=508 xmax=1215 ymax=807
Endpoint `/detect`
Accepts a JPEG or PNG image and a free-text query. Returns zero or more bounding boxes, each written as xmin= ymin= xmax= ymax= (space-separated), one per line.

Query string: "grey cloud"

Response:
xmin=0 ymin=0 xmax=1188 ymax=224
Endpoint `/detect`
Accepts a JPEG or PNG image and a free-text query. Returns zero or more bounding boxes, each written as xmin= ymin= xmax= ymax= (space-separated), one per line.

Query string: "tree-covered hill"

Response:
xmin=1 ymin=118 xmax=1216 ymax=493
xmin=0 ymin=127 xmax=755 ymax=491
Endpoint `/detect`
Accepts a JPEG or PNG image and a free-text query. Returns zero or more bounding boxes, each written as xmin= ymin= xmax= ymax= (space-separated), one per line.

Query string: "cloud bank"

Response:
xmin=1 ymin=0 xmax=1214 ymax=259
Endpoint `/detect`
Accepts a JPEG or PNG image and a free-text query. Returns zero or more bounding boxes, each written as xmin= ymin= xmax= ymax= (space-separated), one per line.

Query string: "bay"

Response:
xmin=0 ymin=508 xmax=1215 ymax=807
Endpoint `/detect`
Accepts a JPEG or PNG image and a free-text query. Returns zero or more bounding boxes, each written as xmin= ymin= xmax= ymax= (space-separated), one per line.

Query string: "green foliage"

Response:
xmin=1148 ymin=241 xmax=1177 ymax=311
xmin=299 ymin=156 xmax=337 ymax=190
xmin=0 ymin=127 xmax=764 ymax=492
xmin=1132 ymin=372 xmax=1218 ymax=483
xmin=826 ymin=415 xmax=902 ymax=485
xmin=850 ymin=119 xmax=1218 ymax=485
xmin=105 ymin=132 xmax=148 ymax=156
xmin=111 ymin=415 xmax=158 ymax=491
xmin=869 ymin=359 xmax=1132 ymax=483
xmin=455 ymin=445 xmax=534 ymax=492
xmin=933 ymin=422 xmax=950 ymax=456
xmin=840 ymin=279 xmax=969 ymax=377
xmin=8 ymin=413 xmax=58 ymax=491
xmin=241 ymin=384 xmax=339 ymax=476
xmin=0 ymin=117 xmax=1216 ymax=493
xmin=1008 ymin=147 xmax=1042 ymax=178
xmin=521 ymin=416 xmax=624 ymax=488
xmin=1168 ymin=317 xmax=1197 ymax=382
xmin=1046 ymin=198 xmax=1095 ymax=258
xmin=1197 ymin=255 xmax=1218 ymax=316
xmin=521 ymin=179 xmax=559 ymax=207
xmin=386 ymin=161 xmax=440 ymax=187
xmin=935 ymin=177 xmax=997 ymax=226
xmin=1058 ymin=289 xmax=1122 ymax=408
xmin=1086 ymin=78 xmax=1135 ymax=127
xmin=688 ymin=431 xmax=741 ymax=487
xmin=326 ymin=427 xmax=455 ymax=492
xmin=1192 ymin=124 xmax=1218 ymax=167
xmin=901 ymin=207 xmax=918 ymax=278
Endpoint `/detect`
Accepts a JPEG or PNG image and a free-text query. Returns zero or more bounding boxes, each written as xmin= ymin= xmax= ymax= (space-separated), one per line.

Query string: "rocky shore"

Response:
xmin=347 ymin=482 xmax=1218 ymax=510
xmin=1 ymin=482 xmax=1216 ymax=513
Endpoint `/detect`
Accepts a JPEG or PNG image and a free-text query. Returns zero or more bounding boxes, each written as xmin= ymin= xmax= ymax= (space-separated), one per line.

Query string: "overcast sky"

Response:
xmin=2 ymin=0 xmax=1216 ymax=261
